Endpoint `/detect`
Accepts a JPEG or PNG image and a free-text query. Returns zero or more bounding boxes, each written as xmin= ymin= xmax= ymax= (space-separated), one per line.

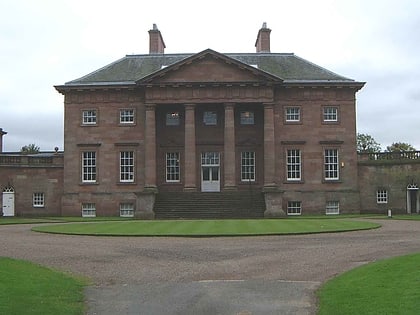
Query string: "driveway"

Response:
xmin=1 ymin=219 xmax=419 ymax=314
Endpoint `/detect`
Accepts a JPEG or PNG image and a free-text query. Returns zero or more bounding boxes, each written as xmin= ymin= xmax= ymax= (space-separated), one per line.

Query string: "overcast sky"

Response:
xmin=1 ymin=0 xmax=419 ymax=152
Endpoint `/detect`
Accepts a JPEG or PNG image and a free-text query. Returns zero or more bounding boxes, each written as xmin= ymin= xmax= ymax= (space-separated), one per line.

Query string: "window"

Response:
xmin=377 ymin=190 xmax=388 ymax=204
xmin=33 ymin=193 xmax=44 ymax=207
xmin=82 ymin=110 xmax=97 ymax=125
xmin=166 ymin=152 xmax=180 ymax=182
xmin=82 ymin=203 xmax=96 ymax=217
xmin=203 ymin=111 xmax=217 ymax=125
xmin=323 ymin=107 xmax=338 ymax=122
xmin=324 ymin=149 xmax=339 ymax=180
xmin=82 ymin=151 xmax=96 ymax=183
xmin=326 ymin=201 xmax=340 ymax=215
xmin=120 ymin=151 xmax=134 ymax=182
xmin=241 ymin=152 xmax=255 ymax=181
xmin=166 ymin=112 xmax=180 ymax=126
xmin=120 ymin=109 xmax=135 ymax=124
xmin=287 ymin=201 xmax=302 ymax=215
xmin=240 ymin=111 xmax=254 ymax=125
xmin=287 ymin=149 xmax=301 ymax=181
xmin=120 ymin=203 xmax=134 ymax=217
xmin=285 ymin=107 xmax=300 ymax=122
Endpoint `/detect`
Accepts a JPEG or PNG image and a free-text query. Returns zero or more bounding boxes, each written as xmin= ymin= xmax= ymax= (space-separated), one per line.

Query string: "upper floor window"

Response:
xmin=120 ymin=109 xmax=135 ymax=124
xmin=324 ymin=149 xmax=339 ymax=180
xmin=287 ymin=149 xmax=301 ymax=181
xmin=323 ymin=106 xmax=338 ymax=122
xmin=377 ymin=189 xmax=388 ymax=204
xmin=287 ymin=201 xmax=302 ymax=215
xmin=166 ymin=152 xmax=180 ymax=182
xmin=166 ymin=112 xmax=180 ymax=126
xmin=120 ymin=151 xmax=134 ymax=182
xmin=82 ymin=110 xmax=97 ymax=125
xmin=203 ymin=111 xmax=217 ymax=125
xmin=33 ymin=192 xmax=45 ymax=208
xmin=82 ymin=151 xmax=97 ymax=183
xmin=240 ymin=111 xmax=254 ymax=125
xmin=285 ymin=107 xmax=300 ymax=122
xmin=241 ymin=151 xmax=255 ymax=181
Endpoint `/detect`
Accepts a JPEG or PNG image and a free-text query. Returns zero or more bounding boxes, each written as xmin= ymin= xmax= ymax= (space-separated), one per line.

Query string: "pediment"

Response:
xmin=137 ymin=49 xmax=282 ymax=85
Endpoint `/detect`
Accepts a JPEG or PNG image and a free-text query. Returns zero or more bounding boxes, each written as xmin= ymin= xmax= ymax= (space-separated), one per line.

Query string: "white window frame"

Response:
xmin=166 ymin=112 xmax=180 ymax=126
xmin=287 ymin=201 xmax=302 ymax=215
xmin=324 ymin=149 xmax=339 ymax=180
xmin=285 ymin=107 xmax=301 ymax=122
xmin=120 ymin=203 xmax=134 ymax=217
xmin=120 ymin=109 xmax=135 ymax=124
xmin=240 ymin=111 xmax=255 ymax=125
xmin=33 ymin=192 xmax=45 ymax=208
xmin=82 ymin=151 xmax=97 ymax=183
xmin=166 ymin=152 xmax=180 ymax=182
xmin=241 ymin=151 xmax=255 ymax=182
xmin=377 ymin=189 xmax=388 ymax=204
xmin=120 ymin=151 xmax=134 ymax=182
xmin=326 ymin=201 xmax=340 ymax=215
xmin=82 ymin=203 xmax=96 ymax=217
xmin=203 ymin=111 xmax=217 ymax=125
xmin=287 ymin=149 xmax=301 ymax=181
xmin=323 ymin=106 xmax=338 ymax=122
xmin=82 ymin=110 xmax=97 ymax=125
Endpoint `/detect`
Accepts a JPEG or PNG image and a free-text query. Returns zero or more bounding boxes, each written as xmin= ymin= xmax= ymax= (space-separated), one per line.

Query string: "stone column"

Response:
xmin=184 ymin=104 xmax=196 ymax=191
xmin=144 ymin=104 xmax=157 ymax=191
xmin=224 ymin=103 xmax=236 ymax=190
xmin=263 ymin=103 xmax=276 ymax=189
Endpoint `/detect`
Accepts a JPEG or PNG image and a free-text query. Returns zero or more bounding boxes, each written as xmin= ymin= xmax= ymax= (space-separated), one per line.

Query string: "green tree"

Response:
xmin=357 ymin=133 xmax=381 ymax=153
xmin=385 ymin=142 xmax=416 ymax=152
xmin=20 ymin=144 xmax=40 ymax=154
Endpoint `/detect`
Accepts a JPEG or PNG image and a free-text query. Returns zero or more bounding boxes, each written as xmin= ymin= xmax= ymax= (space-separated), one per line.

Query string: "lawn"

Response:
xmin=317 ymin=253 xmax=420 ymax=315
xmin=0 ymin=257 xmax=88 ymax=315
xmin=31 ymin=218 xmax=380 ymax=236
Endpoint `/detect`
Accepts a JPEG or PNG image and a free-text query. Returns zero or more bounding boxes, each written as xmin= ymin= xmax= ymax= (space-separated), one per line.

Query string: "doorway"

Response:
xmin=406 ymin=184 xmax=419 ymax=214
xmin=2 ymin=186 xmax=15 ymax=217
xmin=201 ymin=152 xmax=220 ymax=192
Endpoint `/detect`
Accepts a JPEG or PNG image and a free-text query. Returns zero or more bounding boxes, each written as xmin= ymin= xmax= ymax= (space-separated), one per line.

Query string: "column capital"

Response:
xmin=145 ymin=103 xmax=156 ymax=111
xmin=263 ymin=102 xmax=275 ymax=109
xmin=224 ymin=102 xmax=236 ymax=109
xmin=184 ymin=103 xmax=196 ymax=110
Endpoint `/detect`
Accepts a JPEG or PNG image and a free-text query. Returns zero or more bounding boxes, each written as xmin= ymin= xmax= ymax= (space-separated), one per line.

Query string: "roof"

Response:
xmin=60 ymin=49 xmax=361 ymax=88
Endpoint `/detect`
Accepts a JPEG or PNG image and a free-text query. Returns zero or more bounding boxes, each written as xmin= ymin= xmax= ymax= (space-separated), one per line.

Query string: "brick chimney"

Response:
xmin=0 ymin=128 xmax=7 ymax=153
xmin=149 ymin=24 xmax=166 ymax=54
xmin=255 ymin=22 xmax=271 ymax=53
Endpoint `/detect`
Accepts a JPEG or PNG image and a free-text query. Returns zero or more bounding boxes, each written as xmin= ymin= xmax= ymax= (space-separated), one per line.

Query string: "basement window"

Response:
xmin=33 ymin=193 xmax=45 ymax=208
xmin=287 ymin=201 xmax=302 ymax=215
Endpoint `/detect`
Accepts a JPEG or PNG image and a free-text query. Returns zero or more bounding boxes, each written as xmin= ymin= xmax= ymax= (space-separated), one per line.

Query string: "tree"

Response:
xmin=385 ymin=142 xmax=416 ymax=152
xmin=20 ymin=144 xmax=40 ymax=154
xmin=357 ymin=133 xmax=381 ymax=153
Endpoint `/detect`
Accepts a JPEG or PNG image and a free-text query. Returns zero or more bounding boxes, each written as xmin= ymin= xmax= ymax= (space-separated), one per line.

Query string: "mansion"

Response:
xmin=1 ymin=24 xmax=419 ymax=218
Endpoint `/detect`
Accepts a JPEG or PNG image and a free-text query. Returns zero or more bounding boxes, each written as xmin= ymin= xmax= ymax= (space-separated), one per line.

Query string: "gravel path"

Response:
xmin=1 ymin=219 xmax=419 ymax=314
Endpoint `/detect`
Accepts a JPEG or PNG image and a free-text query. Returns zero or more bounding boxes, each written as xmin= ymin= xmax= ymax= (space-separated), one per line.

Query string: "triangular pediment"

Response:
xmin=137 ymin=49 xmax=282 ymax=85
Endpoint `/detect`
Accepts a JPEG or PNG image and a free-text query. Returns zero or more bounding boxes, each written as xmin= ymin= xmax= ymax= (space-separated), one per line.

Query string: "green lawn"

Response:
xmin=0 ymin=217 xmax=59 ymax=225
xmin=317 ymin=253 xmax=420 ymax=315
xmin=0 ymin=257 xmax=88 ymax=315
xmin=31 ymin=218 xmax=380 ymax=236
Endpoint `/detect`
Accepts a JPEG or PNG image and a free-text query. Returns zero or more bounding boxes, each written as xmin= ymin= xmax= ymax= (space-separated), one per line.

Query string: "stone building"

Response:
xmin=1 ymin=24 xmax=419 ymax=217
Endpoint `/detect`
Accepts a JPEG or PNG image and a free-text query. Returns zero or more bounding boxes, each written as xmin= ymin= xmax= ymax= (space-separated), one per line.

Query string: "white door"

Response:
xmin=201 ymin=152 xmax=220 ymax=192
xmin=2 ymin=188 xmax=15 ymax=217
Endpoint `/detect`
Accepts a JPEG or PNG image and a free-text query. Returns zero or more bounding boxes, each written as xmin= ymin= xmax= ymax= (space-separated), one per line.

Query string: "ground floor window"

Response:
xmin=326 ymin=200 xmax=340 ymax=215
xmin=120 ymin=203 xmax=134 ymax=217
xmin=33 ymin=192 xmax=45 ymax=207
xmin=377 ymin=189 xmax=388 ymax=204
xmin=287 ymin=201 xmax=302 ymax=215
xmin=82 ymin=203 xmax=96 ymax=217
xmin=241 ymin=151 xmax=255 ymax=181
xmin=166 ymin=152 xmax=180 ymax=182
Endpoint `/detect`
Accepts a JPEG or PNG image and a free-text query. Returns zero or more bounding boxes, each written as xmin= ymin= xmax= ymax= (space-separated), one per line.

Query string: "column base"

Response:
xmin=223 ymin=185 xmax=237 ymax=191
xmin=183 ymin=186 xmax=197 ymax=192
xmin=263 ymin=190 xmax=286 ymax=218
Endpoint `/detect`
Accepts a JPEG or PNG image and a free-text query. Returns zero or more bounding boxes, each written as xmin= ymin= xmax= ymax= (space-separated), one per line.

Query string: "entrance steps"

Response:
xmin=154 ymin=191 xmax=266 ymax=219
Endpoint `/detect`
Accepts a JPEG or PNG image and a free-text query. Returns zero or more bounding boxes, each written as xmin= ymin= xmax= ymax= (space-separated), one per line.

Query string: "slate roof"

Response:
xmin=62 ymin=49 xmax=360 ymax=87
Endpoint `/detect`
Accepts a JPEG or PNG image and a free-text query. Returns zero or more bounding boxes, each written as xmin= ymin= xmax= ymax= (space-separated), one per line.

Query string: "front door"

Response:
xmin=407 ymin=184 xmax=419 ymax=214
xmin=2 ymin=187 xmax=15 ymax=217
xmin=201 ymin=152 xmax=220 ymax=192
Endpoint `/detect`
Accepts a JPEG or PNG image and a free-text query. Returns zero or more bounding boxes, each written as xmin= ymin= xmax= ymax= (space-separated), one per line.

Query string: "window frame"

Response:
xmin=322 ymin=106 xmax=339 ymax=122
xmin=166 ymin=152 xmax=180 ymax=182
xmin=119 ymin=109 xmax=135 ymax=124
xmin=166 ymin=112 xmax=180 ymax=126
xmin=376 ymin=189 xmax=388 ymax=204
xmin=82 ymin=110 xmax=97 ymax=125
xmin=82 ymin=151 xmax=97 ymax=183
xmin=240 ymin=111 xmax=255 ymax=125
xmin=82 ymin=203 xmax=96 ymax=217
xmin=33 ymin=192 xmax=45 ymax=208
xmin=120 ymin=151 xmax=135 ymax=183
xmin=241 ymin=151 xmax=256 ymax=182
xmin=285 ymin=107 xmax=301 ymax=123
xmin=326 ymin=200 xmax=340 ymax=215
xmin=120 ymin=203 xmax=135 ymax=217
xmin=286 ymin=149 xmax=302 ymax=181
xmin=203 ymin=111 xmax=217 ymax=126
xmin=287 ymin=201 xmax=302 ymax=215
xmin=324 ymin=149 xmax=339 ymax=181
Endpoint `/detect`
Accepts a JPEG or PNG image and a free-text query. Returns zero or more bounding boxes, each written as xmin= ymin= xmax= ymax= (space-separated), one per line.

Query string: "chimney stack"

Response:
xmin=255 ymin=22 xmax=271 ymax=53
xmin=0 ymin=128 xmax=7 ymax=153
xmin=149 ymin=23 xmax=166 ymax=54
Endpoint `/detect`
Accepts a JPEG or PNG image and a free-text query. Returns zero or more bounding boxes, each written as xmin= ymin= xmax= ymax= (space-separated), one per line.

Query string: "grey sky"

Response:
xmin=1 ymin=0 xmax=419 ymax=151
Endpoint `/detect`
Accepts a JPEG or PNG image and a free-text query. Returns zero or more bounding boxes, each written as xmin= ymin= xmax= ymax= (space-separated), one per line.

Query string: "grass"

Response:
xmin=0 ymin=257 xmax=88 ymax=315
xmin=317 ymin=253 xmax=420 ymax=315
xmin=0 ymin=217 xmax=59 ymax=225
xmin=31 ymin=218 xmax=380 ymax=236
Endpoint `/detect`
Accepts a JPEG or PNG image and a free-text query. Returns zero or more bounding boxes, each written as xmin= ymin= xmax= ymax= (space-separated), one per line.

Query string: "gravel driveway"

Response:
xmin=1 ymin=219 xmax=419 ymax=314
